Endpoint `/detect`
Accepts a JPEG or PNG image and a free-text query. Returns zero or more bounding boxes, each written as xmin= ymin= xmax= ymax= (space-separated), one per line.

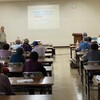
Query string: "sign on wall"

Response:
xmin=28 ymin=5 xmax=60 ymax=29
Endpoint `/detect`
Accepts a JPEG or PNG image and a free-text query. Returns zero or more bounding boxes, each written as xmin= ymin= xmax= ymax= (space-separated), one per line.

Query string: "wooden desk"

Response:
xmin=43 ymin=44 xmax=53 ymax=47
xmin=80 ymin=60 xmax=100 ymax=85
xmin=44 ymin=66 xmax=52 ymax=76
xmin=8 ymin=66 xmax=52 ymax=76
xmin=5 ymin=62 xmax=23 ymax=77
xmin=84 ymin=65 xmax=100 ymax=100
xmin=9 ymin=77 xmax=54 ymax=94
xmin=45 ymin=53 xmax=53 ymax=58
xmin=0 ymin=95 xmax=52 ymax=100
xmin=3 ymin=58 xmax=53 ymax=67
xmin=41 ymin=44 xmax=55 ymax=56
xmin=23 ymin=52 xmax=53 ymax=59
xmin=38 ymin=58 xmax=53 ymax=66
xmin=76 ymin=51 xmax=87 ymax=57
xmin=8 ymin=66 xmax=23 ymax=73
xmin=45 ymin=49 xmax=53 ymax=53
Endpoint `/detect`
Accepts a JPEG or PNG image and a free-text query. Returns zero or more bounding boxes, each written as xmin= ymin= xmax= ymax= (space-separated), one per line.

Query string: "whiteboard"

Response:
xmin=28 ymin=5 xmax=60 ymax=29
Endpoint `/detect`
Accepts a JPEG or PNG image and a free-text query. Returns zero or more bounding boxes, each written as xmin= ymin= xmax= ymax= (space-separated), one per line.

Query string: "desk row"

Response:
xmin=9 ymin=76 xmax=54 ymax=94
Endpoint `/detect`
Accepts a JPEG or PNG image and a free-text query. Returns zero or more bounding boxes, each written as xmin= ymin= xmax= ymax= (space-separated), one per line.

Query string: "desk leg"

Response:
xmin=80 ymin=61 xmax=83 ymax=85
xmin=86 ymin=71 xmax=90 ymax=100
xmin=70 ymin=47 xmax=72 ymax=58
xmin=85 ymin=70 xmax=90 ymax=98
xmin=47 ymin=86 xmax=52 ymax=94
xmin=47 ymin=72 xmax=52 ymax=76
xmin=49 ymin=72 xmax=52 ymax=76
xmin=98 ymin=83 xmax=100 ymax=100
xmin=85 ymin=70 xmax=87 ymax=95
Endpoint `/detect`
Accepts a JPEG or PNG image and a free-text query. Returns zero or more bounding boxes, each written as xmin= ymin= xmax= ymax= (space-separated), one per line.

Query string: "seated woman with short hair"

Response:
xmin=21 ymin=38 xmax=32 ymax=52
xmin=0 ymin=43 xmax=12 ymax=59
xmin=10 ymin=47 xmax=25 ymax=64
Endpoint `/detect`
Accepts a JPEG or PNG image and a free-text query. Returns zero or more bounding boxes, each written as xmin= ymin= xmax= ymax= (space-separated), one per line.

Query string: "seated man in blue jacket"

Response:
xmin=75 ymin=37 xmax=92 ymax=52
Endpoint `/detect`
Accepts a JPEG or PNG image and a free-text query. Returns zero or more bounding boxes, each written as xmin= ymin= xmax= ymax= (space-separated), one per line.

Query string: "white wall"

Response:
xmin=0 ymin=0 xmax=100 ymax=46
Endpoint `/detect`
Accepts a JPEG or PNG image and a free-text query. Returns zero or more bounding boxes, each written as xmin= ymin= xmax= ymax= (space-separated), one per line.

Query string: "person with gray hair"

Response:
xmin=21 ymin=38 xmax=32 ymax=52
xmin=82 ymin=32 xmax=87 ymax=39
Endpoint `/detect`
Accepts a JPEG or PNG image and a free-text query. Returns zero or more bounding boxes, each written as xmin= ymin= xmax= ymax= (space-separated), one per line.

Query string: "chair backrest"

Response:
xmin=0 ymin=92 xmax=5 ymax=95
xmin=87 ymin=61 xmax=100 ymax=65
xmin=8 ymin=62 xmax=23 ymax=67
xmin=81 ymin=49 xmax=89 ymax=53
xmin=0 ymin=50 xmax=11 ymax=60
xmin=23 ymin=72 xmax=43 ymax=78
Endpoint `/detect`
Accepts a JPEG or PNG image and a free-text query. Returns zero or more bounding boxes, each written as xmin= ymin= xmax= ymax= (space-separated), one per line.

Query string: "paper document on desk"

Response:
xmin=17 ymin=79 xmax=33 ymax=83
xmin=96 ymin=75 xmax=100 ymax=81
xmin=9 ymin=80 xmax=13 ymax=84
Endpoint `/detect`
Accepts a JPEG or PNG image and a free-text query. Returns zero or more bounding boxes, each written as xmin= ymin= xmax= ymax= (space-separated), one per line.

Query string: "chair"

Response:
xmin=8 ymin=62 xmax=23 ymax=67
xmin=0 ymin=92 xmax=5 ymax=95
xmin=23 ymin=72 xmax=43 ymax=78
xmin=87 ymin=61 xmax=100 ymax=84
xmin=7 ymin=62 xmax=24 ymax=77
xmin=23 ymin=72 xmax=45 ymax=94
xmin=87 ymin=61 xmax=100 ymax=65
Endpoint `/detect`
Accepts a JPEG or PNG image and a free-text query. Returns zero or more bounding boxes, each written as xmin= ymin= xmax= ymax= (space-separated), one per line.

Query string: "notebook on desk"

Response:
xmin=17 ymin=79 xmax=33 ymax=83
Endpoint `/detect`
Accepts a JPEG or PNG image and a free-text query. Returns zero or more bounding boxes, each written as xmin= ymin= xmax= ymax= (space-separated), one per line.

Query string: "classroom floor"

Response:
xmin=52 ymin=48 xmax=98 ymax=100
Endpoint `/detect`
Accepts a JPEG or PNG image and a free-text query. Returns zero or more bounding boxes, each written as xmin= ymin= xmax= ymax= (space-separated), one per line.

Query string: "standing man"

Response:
xmin=0 ymin=26 xmax=6 ymax=49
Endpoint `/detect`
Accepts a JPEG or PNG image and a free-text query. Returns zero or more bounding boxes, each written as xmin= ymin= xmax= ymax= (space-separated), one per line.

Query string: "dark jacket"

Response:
xmin=23 ymin=59 xmax=47 ymax=76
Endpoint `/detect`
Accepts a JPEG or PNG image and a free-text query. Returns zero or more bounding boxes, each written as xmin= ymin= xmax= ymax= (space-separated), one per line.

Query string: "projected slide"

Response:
xmin=28 ymin=5 xmax=59 ymax=29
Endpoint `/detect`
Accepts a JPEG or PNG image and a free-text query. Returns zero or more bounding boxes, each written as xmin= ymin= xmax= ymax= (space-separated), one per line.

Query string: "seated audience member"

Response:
xmin=15 ymin=37 xmax=22 ymax=44
xmin=82 ymin=43 xmax=100 ymax=83
xmin=23 ymin=51 xmax=47 ymax=76
xmin=88 ymin=36 xmax=92 ymax=44
xmin=82 ymin=32 xmax=88 ymax=41
xmin=79 ymin=32 xmax=88 ymax=44
xmin=10 ymin=43 xmax=22 ymax=51
xmin=91 ymin=40 xmax=97 ymax=44
xmin=0 ymin=63 xmax=15 ymax=95
xmin=31 ymin=40 xmax=41 ymax=45
xmin=0 ymin=43 xmax=12 ymax=59
xmin=75 ymin=37 xmax=92 ymax=52
xmin=10 ymin=47 xmax=25 ymax=64
xmin=10 ymin=37 xmax=22 ymax=51
xmin=82 ymin=43 xmax=100 ymax=61
xmin=21 ymin=38 xmax=32 ymax=52
xmin=32 ymin=41 xmax=46 ymax=58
